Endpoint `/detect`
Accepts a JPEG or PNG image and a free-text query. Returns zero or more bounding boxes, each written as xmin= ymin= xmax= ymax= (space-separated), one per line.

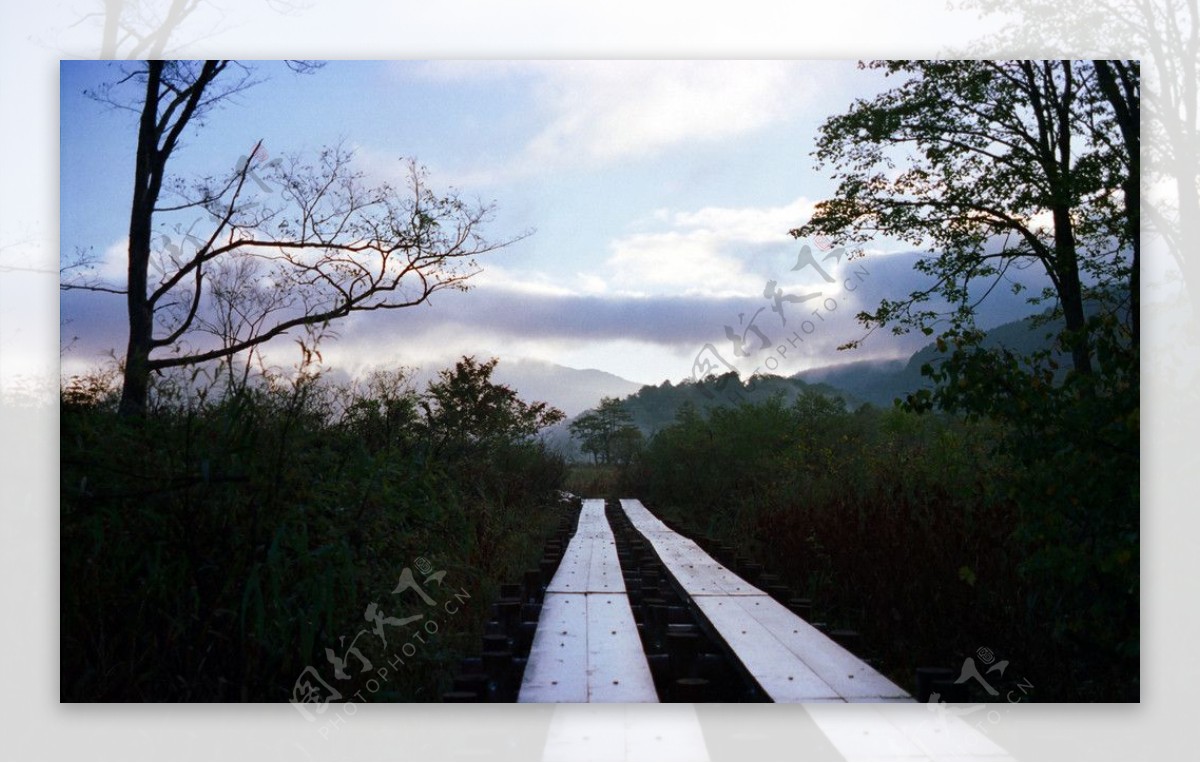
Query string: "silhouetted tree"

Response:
xmin=570 ymin=396 xmax=640 ymax=465
xmin=64 ymin=61 xmax=523 ymax=416
xmin=421 ymin=356 xmax=565 ymax=453
xmin=794 ymin=60 xmax=1138 ymax=376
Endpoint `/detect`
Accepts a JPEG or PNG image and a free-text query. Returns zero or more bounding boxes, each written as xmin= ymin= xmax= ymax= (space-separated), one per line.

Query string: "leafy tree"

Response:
xmin=793 ymin=60 xmax=1138 ymax=375
xmin=337 ymin=367 xmax=421 ymax=451
xmin=569 ymin=396 xmax=640 ymax=465
xmin=421 ymin=356 xmax=564 ymax=453
xmin=64 ymin=60 xmax=524 ymax=416
xmin=60 ymin=352 xmax=569 ymax=701
xmin=608 ymin=425 xmax=646 ymax=468
xmin=1090 ymin=59 xmax=1140 ymax=343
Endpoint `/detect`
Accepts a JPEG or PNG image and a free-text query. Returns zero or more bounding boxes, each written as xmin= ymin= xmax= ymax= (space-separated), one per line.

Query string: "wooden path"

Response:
xmin=619 ymin=498 xmax=911 ymax=703
xmin=512 ymin=498 xmax=1013 ymax=759
xmin=520 ymin=497 xmax=908 ymax=703
xmin=518 ymin=499 xmax=657 ymax=702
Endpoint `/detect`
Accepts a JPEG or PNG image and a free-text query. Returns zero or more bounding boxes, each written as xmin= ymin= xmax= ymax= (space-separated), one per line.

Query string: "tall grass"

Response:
xmin=624 ymin=389 xmax=1138 ymax=701
xmin=61 ymin=359 xmax=568 ymax=701
xmin=563 ymin=464 xmax=622 ymax=499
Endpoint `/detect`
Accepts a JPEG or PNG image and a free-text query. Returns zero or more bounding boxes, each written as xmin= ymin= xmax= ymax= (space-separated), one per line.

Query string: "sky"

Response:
xmin=59 ymin=59 xmax=1053 ymax=387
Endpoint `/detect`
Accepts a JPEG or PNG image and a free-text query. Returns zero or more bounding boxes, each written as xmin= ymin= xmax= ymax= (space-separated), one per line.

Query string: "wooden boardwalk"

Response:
xmin=513 ymin=498 xmax=1013 ymax=759
xmin=619 ymin=498 xmax=912 ymax=703
xmin=518 ymin=499 xmax=657 ymax=702
xmin=519 ymin=497 xmax=910 ymax=703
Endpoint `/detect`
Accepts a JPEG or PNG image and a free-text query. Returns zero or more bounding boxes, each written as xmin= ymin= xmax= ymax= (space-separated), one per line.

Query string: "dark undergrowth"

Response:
xmin=622 ymin=380 xmax=1138 ymax=702
xmin=61 ymin=356 xmax=569 ymax=702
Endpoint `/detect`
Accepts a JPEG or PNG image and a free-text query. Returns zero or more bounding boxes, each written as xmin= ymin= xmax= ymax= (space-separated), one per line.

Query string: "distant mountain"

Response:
xmin=387 ymin=357 xmax=642 ymax=418
xmin=490 ymin=358 xmax=644 ymax=418
xmin=548 ymin=305 xmax=1105 ymax=462
xmin=792 ymin=357 xmax=915 ymax=409
xmin=326 ymin=357 xmax=641 ymax=460
xmin=794 ymin=311 xmax=1067 ymax=407
xmin=398 ymin=357 xmax=644 ymax=462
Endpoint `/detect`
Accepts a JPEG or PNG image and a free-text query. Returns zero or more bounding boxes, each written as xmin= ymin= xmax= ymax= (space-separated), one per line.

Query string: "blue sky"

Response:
xmin=60 ymin=59 xmax=1049 ymax=386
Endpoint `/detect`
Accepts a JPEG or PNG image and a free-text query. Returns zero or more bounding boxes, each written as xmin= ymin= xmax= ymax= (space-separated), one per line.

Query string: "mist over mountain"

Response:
xmin=542 ymin=307 xmax=1069 ymax=462
xmin=794 ymin=310 xmax=1068 ymax=407
xmin=490 ymin=359 xmax=645 ymax=418
xmin=541 ymin=371 xmax=848 ymax=461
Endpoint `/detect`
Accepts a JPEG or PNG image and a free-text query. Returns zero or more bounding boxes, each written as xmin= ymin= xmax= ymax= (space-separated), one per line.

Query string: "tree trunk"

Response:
xmin=1091 ymin=60 xmax=1140 ymax=348
xmin=117 ymin=62 xmax=165 ymax=417
xmin=1053 ymin=205 xmax=1093 ymax=377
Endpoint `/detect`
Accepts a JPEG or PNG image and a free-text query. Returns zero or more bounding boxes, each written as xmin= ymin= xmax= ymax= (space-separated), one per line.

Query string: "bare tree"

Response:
xmin=195 ymin=255 xmax=294 ymax=395
xmin=63 ymin=61 xmax=525 ymax=416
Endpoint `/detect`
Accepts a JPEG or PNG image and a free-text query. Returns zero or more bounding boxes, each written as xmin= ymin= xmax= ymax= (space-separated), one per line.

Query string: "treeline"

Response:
xmin=561 ymin=373 xmax=848 ymax=466
xmin=61 ymin=355 xmax=568 ymax=702
xmin=620 ymin=372 xmax=846 ymax=434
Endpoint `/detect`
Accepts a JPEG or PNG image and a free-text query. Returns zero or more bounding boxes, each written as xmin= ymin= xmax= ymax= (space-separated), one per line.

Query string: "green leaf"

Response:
xmin=958 ymin=565 xmax=977 ymax=587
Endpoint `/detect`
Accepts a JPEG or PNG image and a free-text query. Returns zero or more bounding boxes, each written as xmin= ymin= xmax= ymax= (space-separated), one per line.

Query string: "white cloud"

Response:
xmin=575 ymin=273 xmax=609 ymax=294
xmin=666 ymin=197 xmax=817 ymax=243
xmin=91 ymin=237 xmax=129 ymax=286
xmin=470 ymin=263 xmax=579 ymax=297
xmin=441 ymin=196 xmax=821 ymax=301
xmin=524 ymin=61 xmax=808 ymax=168
xmin=603 ymin=196 xmax=817 ymax=297
xmin=406 ymin=60 xmax=819 ymax=180
xmin=605 ymin=230 xmax=757 ymax=297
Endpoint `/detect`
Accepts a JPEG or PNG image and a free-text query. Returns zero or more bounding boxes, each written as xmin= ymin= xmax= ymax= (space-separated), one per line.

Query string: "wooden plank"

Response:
xmin=577 ymin=497 xmax=608 ymax=531
xmin=522 ymin=500 xmax=656 ymax=703
xmin=548 ymin=498 xmax=615 ymax=594
xmin=723 ymin=595 xmax=911 ymax=701
xmin=618 ymin=497 xmax=672 ymax=534
xmin=521 ymin=592 xmax=658 ymax=703
xmin=586 ymin=536 xmax=625 ymax=593
xmin=620 ymin=498 xmax=913 ymax=703
xmin=547 ymin=542 xmax=594 ymax=593
xmin=620 ymin=499 xmax=762 ymax=596
xmin=546 ymin=503 xmax=593 ymax=594
xmin=519 ymin=593 xmax=589 ymax=702
xmin=585 ymin=594 xmax=657 ymax=702
xmin=583 ymin=499 xmax=625 ymax=594
xmin=651 ymin=538 xmax=761 ymax=596
xmin=693 ymin=595 xmax=841 ymax=702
